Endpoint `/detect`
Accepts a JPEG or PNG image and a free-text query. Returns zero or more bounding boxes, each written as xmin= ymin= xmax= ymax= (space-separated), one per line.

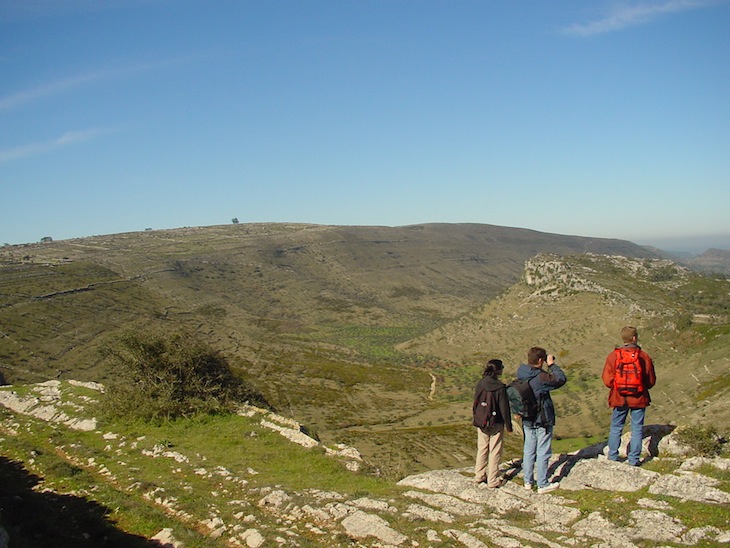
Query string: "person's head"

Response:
xmin=483 ymin=358 xmax=504 ymax=378
xmin=527 ymin=347 xmax=547 ymax=366
xmin=621 ymin=326 xmax=638 ymax=343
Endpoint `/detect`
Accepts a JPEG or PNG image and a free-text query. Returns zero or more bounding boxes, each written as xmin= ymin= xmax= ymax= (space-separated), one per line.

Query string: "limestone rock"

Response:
xmin=402 ymin=503 xmax=454 ymax=523
xmin=257 ymin=489 xmax=292 ymax=509
xmin=572 ymin=511 xmax=638 ymax=547
xmin=443 ymin=529 xmax=489 ymax=548
xmin=340 ymin=510 xmax=408 ymax=545
xmin=403 ymin=490 xmax=484 ymax=516
xmin=238 ymin=529 xmax=265 ymax=547
xmin=679 ymin=456 xmax=730 ymax=472
xmin=648 ymin=472 xmax=730 ymax=504
xmin=150 ymin=528 xmax=182 ymax=547
xmin=628 ymin=509 xmax=685 ymax=543
xmin=558 ymin=457 xmax=660 ymax=492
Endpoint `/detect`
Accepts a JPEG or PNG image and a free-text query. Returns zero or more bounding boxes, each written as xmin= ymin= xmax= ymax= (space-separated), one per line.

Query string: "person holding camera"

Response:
xmin=516 ymin=347 xmax=567 ymax=494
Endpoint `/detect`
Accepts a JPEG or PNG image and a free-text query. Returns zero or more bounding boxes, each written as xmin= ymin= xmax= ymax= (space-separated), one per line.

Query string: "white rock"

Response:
xmin=150 ymin=528 xmax=182 ymax=547
xmin=558 ymin=458 xmax=660 ymax=492
xmin=239 ymin=528 xmax=265 ymax=548
xmin=403 ymin=503 xmax=454 ymax=523
xmin=648 ymin=473 xmax=730 ymax=504
xmin=443 ymin=529 xmax=489 ymax=548
xmin=629 ymin=509 xmax=685 ymax=543
xmin=341 ymin=510 xmax=408 ymax=546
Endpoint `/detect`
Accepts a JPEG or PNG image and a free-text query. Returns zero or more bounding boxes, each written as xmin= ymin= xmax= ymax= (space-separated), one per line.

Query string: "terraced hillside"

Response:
xmin=2 ymin=223 xmax=728 ymax=476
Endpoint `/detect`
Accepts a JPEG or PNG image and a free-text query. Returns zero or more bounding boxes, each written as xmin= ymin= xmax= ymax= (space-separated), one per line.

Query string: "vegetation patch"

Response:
xmin=97 ymin=330 xmax=269 ymax=422
xmin=673 ymin=425 xmax=728 ymax=457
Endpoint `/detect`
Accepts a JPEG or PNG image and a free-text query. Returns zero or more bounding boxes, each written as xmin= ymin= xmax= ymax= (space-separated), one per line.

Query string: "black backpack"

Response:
xmin=472 ymin=390 xmax=497 ymax=429
xmin=507 ymin=379 xmax=540 ymax=420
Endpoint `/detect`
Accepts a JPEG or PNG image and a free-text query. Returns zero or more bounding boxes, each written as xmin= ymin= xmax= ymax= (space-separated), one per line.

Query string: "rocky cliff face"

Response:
xmin=1 ymin=381 xmax=729 ymax=547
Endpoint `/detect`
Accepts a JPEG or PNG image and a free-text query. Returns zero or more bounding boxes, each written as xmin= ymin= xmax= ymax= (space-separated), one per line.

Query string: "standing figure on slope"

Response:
xmin=473 ymin=359 xmax=513 ymax=488
xmin=602 ymin=326 xmax=657 ymax=466
xmin=517 ymin=347 xmax=567 ymax=494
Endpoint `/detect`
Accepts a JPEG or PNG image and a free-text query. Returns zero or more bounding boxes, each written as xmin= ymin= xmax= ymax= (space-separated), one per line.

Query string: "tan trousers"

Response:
xmin=475 ymin=424 xmax=505 ymax=487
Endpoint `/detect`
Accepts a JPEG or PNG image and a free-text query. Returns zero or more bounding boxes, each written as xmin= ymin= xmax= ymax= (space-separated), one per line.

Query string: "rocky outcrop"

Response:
xmin=0 ymin=380 xmax=98 ymax=431
xmin=397 ymin=455 xmax=730 ymax=546
xmin=1 ymin=380 xmax=729 ymax=547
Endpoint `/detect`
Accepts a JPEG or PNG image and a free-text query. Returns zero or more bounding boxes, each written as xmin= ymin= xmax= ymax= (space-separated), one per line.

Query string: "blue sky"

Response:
xmin=1 ymin=0 xmax=729 ymax=252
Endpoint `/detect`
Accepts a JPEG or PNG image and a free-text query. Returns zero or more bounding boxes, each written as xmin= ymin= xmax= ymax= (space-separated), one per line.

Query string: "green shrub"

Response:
xmin=674 ymin=425 xmax=727 ymax=457
xmin=98 ymin=330 xmax=268 ymax=422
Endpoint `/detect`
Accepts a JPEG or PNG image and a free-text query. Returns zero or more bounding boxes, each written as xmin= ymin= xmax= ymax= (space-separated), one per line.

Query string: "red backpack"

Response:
xmin=613 ymin=347 xmax=645 ymax=396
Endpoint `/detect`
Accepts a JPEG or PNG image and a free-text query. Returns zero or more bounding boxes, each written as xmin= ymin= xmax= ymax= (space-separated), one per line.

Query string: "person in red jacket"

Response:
xmin=602 ymin=326 xmax=657 ymax=466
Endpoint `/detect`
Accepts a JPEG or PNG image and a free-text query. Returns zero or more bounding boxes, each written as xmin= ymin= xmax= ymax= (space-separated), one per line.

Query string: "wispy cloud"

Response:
xmin=0 ymin=73 xmax=101 ymax=110
xmin=0 ymin=57 xmax=195 ymax=111
xmin=563 ymin=0 xmax=723 ymax=36
xmin=0 ymin=128 xmax=113 ymax=164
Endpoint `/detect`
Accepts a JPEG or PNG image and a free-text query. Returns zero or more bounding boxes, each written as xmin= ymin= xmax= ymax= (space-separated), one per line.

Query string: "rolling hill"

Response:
xmin=1 ymin=222 xmax=728 ymax=476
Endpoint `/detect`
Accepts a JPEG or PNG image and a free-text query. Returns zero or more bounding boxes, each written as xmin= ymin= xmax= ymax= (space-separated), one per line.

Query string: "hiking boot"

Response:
xmin=537 ymin=483 xmax=559 ymax=494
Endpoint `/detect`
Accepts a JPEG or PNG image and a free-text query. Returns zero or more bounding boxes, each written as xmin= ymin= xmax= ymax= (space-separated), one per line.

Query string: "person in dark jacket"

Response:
xmin=602 ymin=326 xmax=656 ymax=466
xmin=516 ymin=347 xmax=566 ymax=494
xmin=473 ymin=359 xmax=513 ymax=487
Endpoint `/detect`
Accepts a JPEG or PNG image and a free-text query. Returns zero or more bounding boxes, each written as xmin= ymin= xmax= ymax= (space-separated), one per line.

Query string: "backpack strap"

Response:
xmin=528 ymin=376 xmax=549 ymax=426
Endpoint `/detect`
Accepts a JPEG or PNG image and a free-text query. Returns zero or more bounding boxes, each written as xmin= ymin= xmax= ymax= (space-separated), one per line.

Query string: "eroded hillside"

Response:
xmin=2 ymin=223 xmax=728 ymax=475
xmin=398 ymin=253 xmax=730 ymax=439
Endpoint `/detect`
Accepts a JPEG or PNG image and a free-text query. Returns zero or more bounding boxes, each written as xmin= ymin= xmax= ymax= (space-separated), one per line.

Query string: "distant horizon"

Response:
xmin=636 ymin=234 xmax=730 ymax=255
xmin=2 ymin=220 xmax=728 ymax=257
xmin=2 ymin=2 xmax=728 ymax=256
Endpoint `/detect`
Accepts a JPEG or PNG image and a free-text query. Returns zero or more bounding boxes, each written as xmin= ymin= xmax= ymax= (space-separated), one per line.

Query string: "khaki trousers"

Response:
xmin=474 ymin=424 xmax=505 ymax=487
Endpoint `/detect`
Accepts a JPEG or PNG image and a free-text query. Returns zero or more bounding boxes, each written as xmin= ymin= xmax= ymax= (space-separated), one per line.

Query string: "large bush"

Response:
xmin=99 ymin=330 xmax=268 ymax=422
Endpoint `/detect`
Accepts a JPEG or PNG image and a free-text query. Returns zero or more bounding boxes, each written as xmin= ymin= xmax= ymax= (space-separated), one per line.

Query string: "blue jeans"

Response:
xmin=608 ymin=406 xmax=646 ymax=465
xmin=522 ymin=425 xmax=553 ymax=488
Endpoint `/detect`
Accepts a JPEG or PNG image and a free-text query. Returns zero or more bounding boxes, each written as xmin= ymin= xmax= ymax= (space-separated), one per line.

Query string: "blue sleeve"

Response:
xmin=540 ymin=365 xmax=566 ymax=391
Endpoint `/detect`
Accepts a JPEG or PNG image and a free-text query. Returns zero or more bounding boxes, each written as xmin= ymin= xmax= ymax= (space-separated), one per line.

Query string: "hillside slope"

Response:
xmin=0 ymin=221 xmax=657 ymax=386
xmin=3 ymin=223 xmax=728 ymax=476
xmin=686 ymin=248 xmax=730 ymax=275
xmin=398 ymin=253 xmax=730 ymax=439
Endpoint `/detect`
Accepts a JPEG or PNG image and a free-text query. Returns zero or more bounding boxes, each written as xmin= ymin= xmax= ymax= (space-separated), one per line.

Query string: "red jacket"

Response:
xmin=602 ymin=343 xmax=656 ymax=408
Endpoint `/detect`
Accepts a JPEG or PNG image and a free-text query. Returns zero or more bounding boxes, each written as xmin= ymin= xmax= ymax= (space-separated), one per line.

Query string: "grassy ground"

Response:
xmin=0 ymin=398 xmax=407 ymax=546
xmin=2 ymin=380 xmax=730 ymax=547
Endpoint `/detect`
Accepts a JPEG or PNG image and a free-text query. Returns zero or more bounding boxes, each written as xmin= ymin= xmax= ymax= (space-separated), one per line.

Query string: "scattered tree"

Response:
xmin=98 ymin=329 xmax=269 ymax=422
xmin=232 ymin=217 xmax=239 ymax=224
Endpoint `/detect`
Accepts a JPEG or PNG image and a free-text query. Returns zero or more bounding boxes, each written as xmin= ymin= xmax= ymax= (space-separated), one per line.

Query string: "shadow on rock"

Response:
xmin=0 ymin=456 xmax=157 ymax=548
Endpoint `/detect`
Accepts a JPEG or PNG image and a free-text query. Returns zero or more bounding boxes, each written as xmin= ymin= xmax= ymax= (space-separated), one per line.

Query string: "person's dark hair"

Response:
xmin=527 ymin=347 xmax=547 ymax=365
xmin=483 ymin=358 xmax=504 ymax=378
